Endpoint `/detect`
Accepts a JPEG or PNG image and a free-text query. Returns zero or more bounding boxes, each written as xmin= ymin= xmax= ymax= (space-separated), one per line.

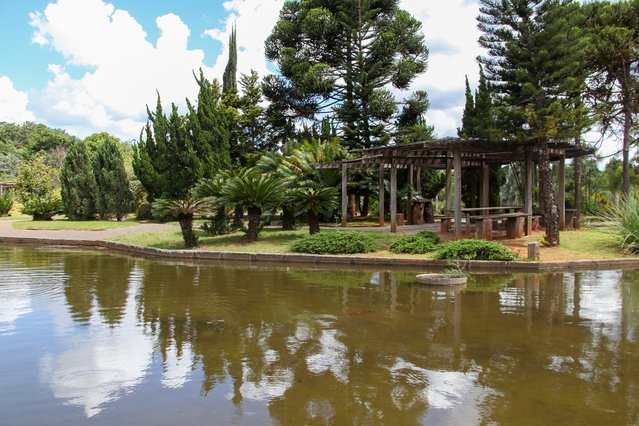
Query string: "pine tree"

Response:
xmin=60 ymin=141 xmax=98 ymax=220
xmin=478 ymin=0 xmax=588 ymax=246
xmin=93 ymin=138 xmax=133 ymax=221
xmin=265 ymin=0 xmax=428 ymax=149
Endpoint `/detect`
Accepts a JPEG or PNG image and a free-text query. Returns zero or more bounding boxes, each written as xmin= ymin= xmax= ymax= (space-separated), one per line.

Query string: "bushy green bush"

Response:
xmin=390 ymin=236 xmax=436 ymax=254
xmin=390 ymin=230 xmax=441 ymax=254
xmin=0 ymin=192 xmax=13 ymax=215
xmin=434 ymin=239 xmax=517 ymax=261
xmin=290 ymin=231 xmax=378 ymax=254
xmin=22 ymin=193 xmax=62 ymax=221
xmin=415 ymin=230 xmax=441 ymax=244
xmin=605 ymin=194 xmax=639 ymax=253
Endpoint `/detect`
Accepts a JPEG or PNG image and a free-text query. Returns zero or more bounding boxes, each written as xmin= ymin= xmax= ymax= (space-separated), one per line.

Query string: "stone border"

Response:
xmin=1 ymin=236 xmax=639 ymax=272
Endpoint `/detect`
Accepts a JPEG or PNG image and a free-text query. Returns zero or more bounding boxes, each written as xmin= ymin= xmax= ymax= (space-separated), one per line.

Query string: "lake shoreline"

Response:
xmin=2 ymin=235 xmax=639 ymax=273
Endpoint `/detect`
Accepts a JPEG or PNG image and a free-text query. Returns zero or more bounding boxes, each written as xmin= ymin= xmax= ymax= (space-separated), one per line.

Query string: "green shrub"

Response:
xmin=290 ymin=231 xmax=378 ymax=254
xmin=0 ymin=192 xmax=13 ymax=215
xmin=434 ymin=239 xmax=517 ymax=261
xmin=604 ymin=193 xmax=639 ymax=253
xmin=415 ymin=230 xmax=441 ymax=244
xmin=21 ymin=193 xmax=62 ymax=221
xmin=390 ymin=235 xmax=437 ymax=254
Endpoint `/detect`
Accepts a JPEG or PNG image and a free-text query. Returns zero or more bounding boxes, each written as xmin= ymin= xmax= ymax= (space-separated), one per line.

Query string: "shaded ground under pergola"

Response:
xmin=317 ymin=138 xmax=594 ymax=239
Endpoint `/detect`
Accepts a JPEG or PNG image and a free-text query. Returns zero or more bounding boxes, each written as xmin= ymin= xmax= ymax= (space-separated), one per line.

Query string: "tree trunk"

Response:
xmin=232 ymin=204 xmax=244 ymax=229
xmin=622 ymin=105 xmax=632 ymax=196
xmin=281 ymin=205 xmax=295 ymax=230
xmin=308 ymin=211 xmax=320 ymax=234
xmin=573 ymin=135 xmax=582 ymax=229
xmin=178 ymin=213 xmax=198 ymax=248
xmin=538 ymin=141 xmax=560 ymax=246
xmin=243 ymin=207 xmax=262 ymax=242
xmin=361 ymin=193 xmax=369 ymax=217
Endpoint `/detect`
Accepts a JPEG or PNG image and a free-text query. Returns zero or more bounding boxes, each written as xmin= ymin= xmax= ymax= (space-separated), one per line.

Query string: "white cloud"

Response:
xmin=203 ymin=0 xmax=284 ymax=81
xmin=28 ymin=0 xmax=213 ymax=140
xmin=400 ymin=0 xmax=484 ymax=138
xmin=0 ymin=76 xmax=35 ymax=123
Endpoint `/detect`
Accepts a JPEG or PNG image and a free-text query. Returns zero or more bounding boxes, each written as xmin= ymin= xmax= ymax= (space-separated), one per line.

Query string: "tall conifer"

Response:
xmin=60 ymin=141 xmax=98 ymax=220
xmin=93 ymin=138 xmax=133 ymax=221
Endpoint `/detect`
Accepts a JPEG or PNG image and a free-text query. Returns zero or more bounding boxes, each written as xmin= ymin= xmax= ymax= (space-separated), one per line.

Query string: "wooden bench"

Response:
xmin=468 ymin=212 xmax=528 ymax=240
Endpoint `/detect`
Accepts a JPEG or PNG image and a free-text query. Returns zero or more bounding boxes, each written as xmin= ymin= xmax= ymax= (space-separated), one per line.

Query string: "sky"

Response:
xmin=0 ymin=0 xmax=487 ymax=143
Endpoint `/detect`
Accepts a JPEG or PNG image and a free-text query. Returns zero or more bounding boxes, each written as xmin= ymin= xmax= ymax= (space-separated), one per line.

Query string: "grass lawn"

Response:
xmin=111 ymin=226 xmax=402 ymax=253
xmin=11 ymin=218 xmax=143 ymax=231
xmin=502 ymin=226 xmax=629 ymax=261
xmin=109 ymin=222 xmax=634 ymax=262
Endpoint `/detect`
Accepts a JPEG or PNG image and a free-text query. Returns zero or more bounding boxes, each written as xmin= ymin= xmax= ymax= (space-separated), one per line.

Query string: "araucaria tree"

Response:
xmin=60 ymin=141 xmax=98 ymax=220
xmin=478 ymin=0 xmax=588 ymax=246
xmin=93 ymin=138 xmax=133 ymax=221
xmin=265 ymin=0 xmax=429 ymax=149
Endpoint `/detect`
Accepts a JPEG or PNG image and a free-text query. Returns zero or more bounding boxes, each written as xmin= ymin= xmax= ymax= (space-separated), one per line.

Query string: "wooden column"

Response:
xmin=454 ymin=150 xmax=462 ymax=239
xmin=407 ymin=164 xmax=414 ymax=224
xmin=341 ymin=164 xmax=348 ymax=227
xmin=524 ymin=149 xmax=534 ymax=235
xmin=378 ymin=164 xmax=385 ymax=227
xmin=445 ymin=159 xmax=452 ymax=217
xmin=390 ymin=163 xmax=397 ymax=233
xmin=480 ymin=163 xmax=490 ymax=208
xmin=558 ymin=154 xmax=566 ymax=230
xmin=416 ymin=167 xmax=422 ymax=192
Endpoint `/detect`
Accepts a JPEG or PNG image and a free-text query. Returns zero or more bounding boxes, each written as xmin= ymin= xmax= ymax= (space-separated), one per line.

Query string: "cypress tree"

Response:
xmin=60 ymin=141 xmax=98 ymax=220
xmin=458 ymin=76 xmax=476 ymax=138
xmin=222 ymin=25 xmax=237 ymax=95
xmin=93 ymin=138 xmax=133 ymax=221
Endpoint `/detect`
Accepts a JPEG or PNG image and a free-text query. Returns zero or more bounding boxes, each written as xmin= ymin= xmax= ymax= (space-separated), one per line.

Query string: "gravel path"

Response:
xmin=0 ymin=219 xmax=176 ymax=241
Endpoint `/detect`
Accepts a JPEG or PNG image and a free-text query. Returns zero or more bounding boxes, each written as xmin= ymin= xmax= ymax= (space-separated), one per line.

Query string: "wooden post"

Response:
xmin=481 ymin=163 xmax=490 ymax=208
xmin=525 ymin=150 xmax=534 ymax=235
xmin=390 ymin=163 xmax=397 ymax=233
xmin=378 ymin=164 xmax=385 ymax=227
xmin=527 ymin=242 xmax=540 ymax=260
xmin=341 ymin=164 xmax=347 ymax=227
xmin=407 ymin=164 xmax=414 ymax=224
xmin=445 ymin=159 xmax=452 ymax=218
xmin=454 ymin=150 xmax=462 ymax=239
xmin=416 ymin=167 xmax=422 ymax=192
xmin=558 ymin=155 xmax=566 ymax=230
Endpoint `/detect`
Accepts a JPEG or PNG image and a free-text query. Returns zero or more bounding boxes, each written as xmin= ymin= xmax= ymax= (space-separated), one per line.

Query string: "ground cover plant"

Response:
xmin=390 ymin=230 xmax=441 ymax=254
xmin=434 ymin=239 xmax=517 ymax=261
xmin=0 ymin=192 xmax=13 ymax=215
xmin=290 ymin=230 xmax=378 ymax=254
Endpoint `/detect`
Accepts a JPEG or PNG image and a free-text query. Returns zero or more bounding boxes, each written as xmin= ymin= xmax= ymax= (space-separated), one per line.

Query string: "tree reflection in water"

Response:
xmin=1 ymin=247 xmax=636 ymax=425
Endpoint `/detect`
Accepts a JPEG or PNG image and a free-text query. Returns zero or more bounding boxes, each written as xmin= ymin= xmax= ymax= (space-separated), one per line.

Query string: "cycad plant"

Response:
xmin=152 ymin=196 xmax=215 ymax=248
xmin=287 ymin=187 xmax=338 ymax=234
xmin=218 ymin=168 xmax=285 ymax=242
xmin=193 ymin=173 xmax=230 ymax=235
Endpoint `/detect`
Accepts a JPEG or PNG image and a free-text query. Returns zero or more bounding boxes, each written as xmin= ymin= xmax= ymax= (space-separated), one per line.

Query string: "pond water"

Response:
xmin=0 ymin=246 xmax=638 ymax=425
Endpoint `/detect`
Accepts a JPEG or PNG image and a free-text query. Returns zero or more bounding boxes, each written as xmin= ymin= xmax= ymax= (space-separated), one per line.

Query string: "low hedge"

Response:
xmin=434 ymin=239 xmax=517 ymax=261
xmin=290 ymin=230 xmax=378 ymax=254
xmin=390 ymin=230 xmax=441 ymax=254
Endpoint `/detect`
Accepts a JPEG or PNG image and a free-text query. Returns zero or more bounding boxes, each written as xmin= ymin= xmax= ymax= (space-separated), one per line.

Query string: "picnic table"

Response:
xmin=461 ymin=206 xmax=527 ymax=240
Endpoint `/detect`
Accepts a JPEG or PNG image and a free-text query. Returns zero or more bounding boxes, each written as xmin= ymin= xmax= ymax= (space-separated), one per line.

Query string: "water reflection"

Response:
xmin=0 ymin=247 xmax=638 ymax=425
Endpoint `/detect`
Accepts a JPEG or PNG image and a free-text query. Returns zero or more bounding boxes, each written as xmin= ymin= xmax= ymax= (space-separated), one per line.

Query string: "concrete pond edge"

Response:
xmin=1 ymin=236 xmax=639 ymax=272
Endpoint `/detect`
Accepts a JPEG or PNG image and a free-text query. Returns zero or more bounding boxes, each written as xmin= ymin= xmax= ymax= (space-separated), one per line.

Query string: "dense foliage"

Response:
xmin=390 ymin=231 xmax=440 ymax=254
xmin=290 ymin=230 xmax=378 ymax=254
xmin=0 ymin=192 xmax=13 ymax=215
xmin=434 ymin=239 xmax=517 ymax=261
xmin=60 ymin=141 xmax=98 ymax=220
xmin=92 ymin=138 xmax=133 ymax=221
xmin=15 ymin=155 xmax=61 ymax=220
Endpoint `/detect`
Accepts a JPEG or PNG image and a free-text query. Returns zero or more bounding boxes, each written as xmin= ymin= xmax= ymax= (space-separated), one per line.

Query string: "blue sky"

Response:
xmin=0 ymin=0 xmax=495 ymax=142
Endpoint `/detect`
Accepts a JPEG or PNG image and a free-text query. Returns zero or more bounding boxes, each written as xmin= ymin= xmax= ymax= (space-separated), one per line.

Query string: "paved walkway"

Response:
xmin=0 ymin=219 xmax=176 ymax=241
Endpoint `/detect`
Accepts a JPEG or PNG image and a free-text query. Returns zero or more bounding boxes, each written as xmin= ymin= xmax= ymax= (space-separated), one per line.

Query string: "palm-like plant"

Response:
xmin=193 ymin=173 xmax=230 ymax=235
xmin=152 ymin=196 xmax=215 ymax=248
xmin=287 ymin=187 xmax=339 ymax=234
xmin=218 ymin=168 xmax=285 ymax=242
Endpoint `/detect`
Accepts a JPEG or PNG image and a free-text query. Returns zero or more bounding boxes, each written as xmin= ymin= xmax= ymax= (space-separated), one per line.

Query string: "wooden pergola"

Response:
xmin=317 ymin=138 xmax=594 ymax=238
